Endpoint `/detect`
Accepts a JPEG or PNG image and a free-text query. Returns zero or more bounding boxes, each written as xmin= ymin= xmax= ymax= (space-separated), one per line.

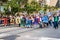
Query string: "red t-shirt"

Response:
xmin=2 ymin=18 xmax=8 ymax=25
xmin=38 ymin=18 xmax=40 ymax=23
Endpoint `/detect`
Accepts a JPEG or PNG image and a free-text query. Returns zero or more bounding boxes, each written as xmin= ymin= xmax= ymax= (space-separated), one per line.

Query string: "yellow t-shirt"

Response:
xmin=15 ymin=17 xmax=20 ymax=24
xmin=10 ymin=18 xmax=14 ymax=24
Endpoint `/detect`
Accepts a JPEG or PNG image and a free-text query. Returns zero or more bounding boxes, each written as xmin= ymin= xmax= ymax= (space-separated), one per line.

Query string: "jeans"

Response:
xmin=54 ymin=21 xmax=58 ymax=29
xmin=49 ymin=20 xmax=52 ymax=26
xmin=39 ymin=22 xmax=42 ymax=28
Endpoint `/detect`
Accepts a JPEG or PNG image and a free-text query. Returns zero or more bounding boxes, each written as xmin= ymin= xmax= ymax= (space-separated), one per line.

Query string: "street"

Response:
xmin=0 ymin=26 xmax=60 ymax=40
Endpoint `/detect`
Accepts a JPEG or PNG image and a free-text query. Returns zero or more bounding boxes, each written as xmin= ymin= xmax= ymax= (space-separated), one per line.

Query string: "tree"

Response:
xmin=43 ymin=5 xmax=48 ymax=12
xmin=4 ymin=0 xmax=41 ymax=15
xmin=4 ymin=0 xmax=28 ymax=15
xmin=18 ymin=0 xmax=28 ymax=5
xmin=25 ymin=1 xmax=41 ymax=14
xmin=0 ymin=0 xmax=7 ymax=2
xmin=4 ymin=0 xmax=20 ymax=15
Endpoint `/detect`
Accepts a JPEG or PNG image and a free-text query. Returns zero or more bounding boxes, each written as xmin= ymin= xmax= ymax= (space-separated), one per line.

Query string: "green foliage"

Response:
xmin=4 ymin=0 xmax=19 ymax=15
xmin=43 ymin=5 xmax=48 ymax=12
xmin=18 ymin=0 xmax=28 ymax=4
xmin=25 ymin=1 xmax=41 ymax=14
xmin=4 ymin=0 xmax=28 ymax=15
xmin=5 ymin=0 xmax=58 ymax=15
xmin=4 ymin=0 xmax=41 ymax=15
xmin=3 ymin=0 xmax=59 ymax=15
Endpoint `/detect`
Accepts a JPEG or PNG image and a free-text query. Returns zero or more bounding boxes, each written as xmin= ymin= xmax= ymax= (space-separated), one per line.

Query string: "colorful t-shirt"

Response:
xmin=54 ymin=16 xmax=58 ymax=22
xmin=15 ymin=17 xmax=20 ymax=24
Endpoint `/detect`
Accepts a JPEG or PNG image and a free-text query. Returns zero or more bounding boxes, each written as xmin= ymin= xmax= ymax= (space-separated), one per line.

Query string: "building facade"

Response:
xmin=56 ymin=0 xmax=60 ymax=7
xmin=45 ymin=0 xmax=60 ymax=7
xmin=35 ymin=0 xmax=60 ymax=7
xmin=45 ymin=0 xmax=58 ymax=6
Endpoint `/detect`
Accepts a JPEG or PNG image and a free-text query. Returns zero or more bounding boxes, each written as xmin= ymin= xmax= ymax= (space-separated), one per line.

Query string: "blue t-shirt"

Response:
xmin=42 ymin=16 xmax=49 ymax=23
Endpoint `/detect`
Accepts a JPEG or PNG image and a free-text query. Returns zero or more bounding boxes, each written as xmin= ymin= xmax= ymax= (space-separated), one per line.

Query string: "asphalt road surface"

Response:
xmin=0 ymin=26 xmax=60 ymax=40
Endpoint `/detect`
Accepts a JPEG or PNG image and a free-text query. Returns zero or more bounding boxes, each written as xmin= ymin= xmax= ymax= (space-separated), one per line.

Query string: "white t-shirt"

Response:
xmin=20 ymin=16 xmax=23 ymax=19
xmin=52 ymin=17 xmax=54 ymax=22
xmin=59 ymin=16 xmax=60 ymax=21
xmin=47 ymin=12 xmax=52 ymax=17
xmin=40 ymin=18 xmax=42 ymax=22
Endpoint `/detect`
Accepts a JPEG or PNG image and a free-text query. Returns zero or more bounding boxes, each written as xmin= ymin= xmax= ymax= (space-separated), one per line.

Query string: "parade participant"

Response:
xmin=49 ymin=16 xmax=52 ymax=26
xmin=58 ymin=14 xmax=60 ymax=25
xmin=54 ymin=13 xmax=59 ymax=29
xmin=47 ymin=10 xmax=52 ymax=17
xmin=42 ymin=13 xmax=49 ymax=27
xmin=47 ymin=10 xmax=52 ymax=26
xmin=10 ymin=16 xmax=14 ymax=25
xmin=37 ymin=15 xmax=40 ymax=24
xmin=20 ymin=15 xmax=25 ymax=27
xmin=31 ymin=15 xmax=34 ymax=27
xmin=15 ymin=16 xmax=20 ymax=27
xmin=26 ymin=16 xmax=32 ymax=28
xmin=33 ymin=15 xmax=38 ymax=28
xmin=0 ymin=17 xmax=2 ymax=25
xmin=28 ymin=17 xmax=32 ymax=28
xmin=38 ymin=16 xmax=42 ymax=28
xmin=2 ymin=17 xmax=8 ymax=27
xmin=7 ymin=16 xmax=10 ymax=26
xmin=52 ymin=15 xmax=54 ymax=26
xmin=26 ymin=16 xmax=29 ymax=28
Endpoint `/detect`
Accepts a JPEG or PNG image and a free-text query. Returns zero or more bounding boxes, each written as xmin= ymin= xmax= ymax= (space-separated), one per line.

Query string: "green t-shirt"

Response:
xmin=54 ymin=16 xmax=58 ymax=21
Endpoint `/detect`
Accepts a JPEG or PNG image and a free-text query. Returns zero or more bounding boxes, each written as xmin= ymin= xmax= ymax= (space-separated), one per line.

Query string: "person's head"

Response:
xmin=44 ymin=12 xmax=47 ymax=16
xmin=49 ymin=9 xmax=51 ymax=12
xmin=4 ymin=16 xmax=6 ymax=18
xmin=59 ymin=13 xmax=60 ymax=16
xmin=29 ymin=16 xmax=31 ymax=19
xmin=54 ymin=13 xmax=57 ymax=16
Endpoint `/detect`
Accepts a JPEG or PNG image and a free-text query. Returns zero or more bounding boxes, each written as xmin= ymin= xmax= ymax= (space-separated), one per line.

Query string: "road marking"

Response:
xmin=19 ymin=35 xmax=60 ymax=40
xmin=0 ymin=39 xmax=4 ymax=40
xmin=39 ymin=37 xmax=60 ymax=40
xmin=21 ymin=35 xmax=31 ymax=38
xmin=0 ymin=33 xmax=11 ymax=38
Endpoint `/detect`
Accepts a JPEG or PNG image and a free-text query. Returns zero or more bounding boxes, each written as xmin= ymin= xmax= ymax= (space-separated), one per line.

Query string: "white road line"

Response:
xmin=39 ymin=37 xmax=60 ymax=40
xmin=0 ymin=39 xmax=4 ymax=40
xmin=0 ymin=33 xmax=11 ymax=38
xmin=18 ymin=35 xmax=60 ymax=40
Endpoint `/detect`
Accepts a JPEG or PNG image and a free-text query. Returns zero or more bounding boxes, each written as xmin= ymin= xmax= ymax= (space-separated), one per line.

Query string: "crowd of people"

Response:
xmin=0 ymin=10 xmax=60 ymax=29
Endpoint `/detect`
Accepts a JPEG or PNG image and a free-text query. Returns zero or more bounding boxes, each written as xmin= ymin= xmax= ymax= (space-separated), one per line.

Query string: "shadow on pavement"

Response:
xmin=0 ymin=35 xmax=20 ymax=40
